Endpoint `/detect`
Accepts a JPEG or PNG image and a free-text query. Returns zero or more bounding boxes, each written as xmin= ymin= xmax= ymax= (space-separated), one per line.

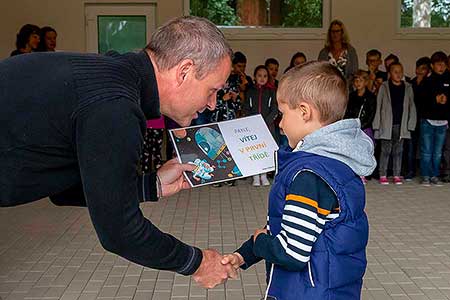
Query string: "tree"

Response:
xmin=190 ymin=0 xmax=239 ymax=26
xmin=401 ymin=0 xmax=450 ymax=27
xmin=281 ymin=0 xmax=322 ymax=28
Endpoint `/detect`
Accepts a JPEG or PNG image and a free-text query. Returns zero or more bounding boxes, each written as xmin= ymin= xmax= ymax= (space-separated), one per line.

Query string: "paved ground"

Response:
xmin=1 ymin=178 xmax=450 ymax=300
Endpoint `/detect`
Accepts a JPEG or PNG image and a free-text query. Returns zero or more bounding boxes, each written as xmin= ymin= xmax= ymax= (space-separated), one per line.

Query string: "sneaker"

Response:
xmin=360 ymin=176 xmax=368 ymax=185
xmin=421 ymin=177 xmax=431 ymax=186
xmin=252 ymin=175 xmax=261 ymax=186
xmin=431 ymin=176 xmax=443 ymax=186
xmin=393 ymin=176 xmax=403 ymax=185
xmin=379 ymin=176 xmax=389 ymax=185
xmin=261 ymin=174 xmax=270 ymax=186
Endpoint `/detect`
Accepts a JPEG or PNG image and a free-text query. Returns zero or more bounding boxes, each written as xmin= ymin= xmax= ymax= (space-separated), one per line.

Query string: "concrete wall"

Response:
xmin=1 ymin=0 xmax=449 ymax=77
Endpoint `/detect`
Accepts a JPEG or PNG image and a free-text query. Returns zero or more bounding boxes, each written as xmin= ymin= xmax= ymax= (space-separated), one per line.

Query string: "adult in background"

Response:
xmin=318 ymin=19 xmax=358 ymax=83
xmin=38 ymin=26 xmax=57 ymax=52
xmin=10 ymin=24 xmax=40 ymax=56
xmin=0 ymin=16 xmax=236 ymax=288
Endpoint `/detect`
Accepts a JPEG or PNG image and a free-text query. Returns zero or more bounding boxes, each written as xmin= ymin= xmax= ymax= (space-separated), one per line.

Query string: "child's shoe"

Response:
xmin=379 ymin=176 xmax=389 ymax=185
xmin=261 ymin=174 xmax=270 ymax=186
xmin=252 ymin=175 xmax=261 ymax=186
xmin=393 ymin=176 xmax=403 ymax=185
xmin=360 ymin=176 xmax=367 ymax=185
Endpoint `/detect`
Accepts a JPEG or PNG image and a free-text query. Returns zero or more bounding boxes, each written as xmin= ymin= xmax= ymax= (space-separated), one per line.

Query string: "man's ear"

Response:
xmin=176 ymin=59 xmax=195 ymax=86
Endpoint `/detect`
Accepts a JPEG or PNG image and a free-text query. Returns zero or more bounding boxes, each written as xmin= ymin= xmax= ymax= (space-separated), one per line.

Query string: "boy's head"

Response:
xmin=389 ymin=62 xmax=404 ymax=84
xmin=430 ymin=51 xmax=448 ymax=75
xmin=415 ymin=56 xmax=431 ymax=78
xmin=253 ymin=65 xmax=269 ymax=86
xmin=353 ymin=70 xmax=369 ymax=91
xmin=265 ymin=58 xmax=279 ymax=80
xmin=366 ymin=49 xmax=382 ymax=72
xmin=384 ymin=54 xmax=399 ymax=72
xmin=232 ymin=51 xmax=247 ymax=74
xmin=277 ymin=61 xmax=348 ymax=148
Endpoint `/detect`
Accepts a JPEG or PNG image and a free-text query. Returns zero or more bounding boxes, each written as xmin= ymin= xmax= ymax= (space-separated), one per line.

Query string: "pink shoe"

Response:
xmin=360 ymin=176 xmax=367 ymax=185
xmin=393 ymin=176 xmax=403 ymax=185
xmin=379 ymin=176 xmax=389 ymax=185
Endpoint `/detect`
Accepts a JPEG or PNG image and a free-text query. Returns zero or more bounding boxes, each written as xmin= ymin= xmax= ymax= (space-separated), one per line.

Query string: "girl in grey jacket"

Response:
xmin=373 ymin=63 xmax=417 ymax=185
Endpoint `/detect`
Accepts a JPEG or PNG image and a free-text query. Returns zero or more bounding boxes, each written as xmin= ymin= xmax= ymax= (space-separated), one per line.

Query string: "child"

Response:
xmin=284 ymin=52 xmax=307 ymax=73
xmin=344 ymin=70 xmax=376 ymax=183
xmin=420 ymin=51 xmax=450 ymax=186
xmin=243 ymin=65 xmax=278 ymax=186
xmin=366 ymin=49 xmax=387 ymax=93
xmin=373 ymin=62 xmax=416 ymax=185
xmin=265 ymin=58 xmax=279 ymax=89
xmin=232 ymin=51 xmax=253 ymax=102
xmin=222 ymin=61 xmax=376 ymax=300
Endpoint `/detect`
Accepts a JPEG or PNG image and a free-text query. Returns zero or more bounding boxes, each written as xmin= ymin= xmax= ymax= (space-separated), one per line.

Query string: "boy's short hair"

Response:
xmin=278 ymin=61 xmax=348 ymax=125
xmin=265 ymin=58 xmax=279 ymax=67
xmin=388 ymin=62 xmax=403 ymax=72
xmin=232 ymin=51 xmax=247 ymax=65
xmin=366 ymin=49 xmax=381 ymax=58
xmin=430 ymin=51 xmax=447 ymax=64
xmin=353 ymin=69 xmax=369 ymax=81
xmin=416 ymin=56 xmax=431 ymax=69
xmin=384 ymin=54 xmax=399 ymax=63
xmin=253 ymin=65 xmax=269 ymax=77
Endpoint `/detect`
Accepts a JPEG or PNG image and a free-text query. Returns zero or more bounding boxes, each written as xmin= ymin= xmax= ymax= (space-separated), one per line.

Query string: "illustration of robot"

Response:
xmin=189 ymin=158 xmax=215 ymax=182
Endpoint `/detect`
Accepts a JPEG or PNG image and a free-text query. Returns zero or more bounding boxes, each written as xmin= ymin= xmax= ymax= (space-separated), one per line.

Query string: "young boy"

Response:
xmin=420 ymin=51 xmax=450 ymax=185
xmin=265 ymin=58 xmax=280 ymax=89
xmin=373 ymin=62 xmax=416 ymax=185
xmin=222 ymin=61 xmax=376 ymax=300
xmin=344 ymin=70 xmax=377 ymax=183
xmin=366 ymin=49 xmax=387 ymax=93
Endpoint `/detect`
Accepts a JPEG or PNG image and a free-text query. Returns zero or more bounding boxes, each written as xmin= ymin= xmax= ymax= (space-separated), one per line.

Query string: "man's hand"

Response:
xmin=253 ymin=228 xmax=268 ymax=242
xmin=193 ymin=249 xmax=238 ymax=289
xmin=156 ymin=158 xmax=195 ymax=197
xmin=221 ymin=252 xmax=245 ymax=270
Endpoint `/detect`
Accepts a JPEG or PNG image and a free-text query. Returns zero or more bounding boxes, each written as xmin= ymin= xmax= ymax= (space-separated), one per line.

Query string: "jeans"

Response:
xmin=420 ymin=119 xmax=448 ymax=178
xmin=379 ymin=125 xmax=403 ymax=177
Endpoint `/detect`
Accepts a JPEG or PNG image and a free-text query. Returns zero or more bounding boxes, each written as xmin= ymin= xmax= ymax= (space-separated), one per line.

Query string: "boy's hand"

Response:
xmin=221 ymin=252 xmax=245 ymax=270
xmin=436 ymin=94 xmax=447 ymax=105
xmin=253 ymin=228 xmax=268 ymax=241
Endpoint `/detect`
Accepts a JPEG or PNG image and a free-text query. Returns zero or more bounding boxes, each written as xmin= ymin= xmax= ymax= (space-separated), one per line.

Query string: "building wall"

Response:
xmin=1 ymin=0 xmax=449 ymax=77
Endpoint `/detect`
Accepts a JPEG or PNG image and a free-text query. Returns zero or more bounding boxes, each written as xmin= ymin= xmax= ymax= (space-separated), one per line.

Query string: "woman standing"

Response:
xmin=318 ymin=19 xmax=358 ymax=82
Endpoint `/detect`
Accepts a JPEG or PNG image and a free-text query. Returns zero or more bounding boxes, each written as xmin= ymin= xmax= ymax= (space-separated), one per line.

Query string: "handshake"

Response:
xmin=192 ymin=228 xmax=267 ymax=289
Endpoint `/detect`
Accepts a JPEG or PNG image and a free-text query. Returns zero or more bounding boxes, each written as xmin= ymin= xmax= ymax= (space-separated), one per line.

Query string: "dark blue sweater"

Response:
xmin=0 ymin=51 xmax=202 ymax=275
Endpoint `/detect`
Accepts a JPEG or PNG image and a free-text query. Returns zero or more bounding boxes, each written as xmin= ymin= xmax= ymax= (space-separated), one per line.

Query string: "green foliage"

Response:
xmin=281 ymin=0 xmax=323 ymax=28
xmin=401 ymin=0 xmax=449 ymax=27
xmin=190 ymin=0 xmax=239 ymax=26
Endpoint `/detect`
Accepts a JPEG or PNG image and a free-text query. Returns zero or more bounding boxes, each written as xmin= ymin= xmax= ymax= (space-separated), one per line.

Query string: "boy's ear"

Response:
xmin=175 ymin=59 xmax=195 ymax=86
xmin=298 ymin=102 xmax=313 ymax=121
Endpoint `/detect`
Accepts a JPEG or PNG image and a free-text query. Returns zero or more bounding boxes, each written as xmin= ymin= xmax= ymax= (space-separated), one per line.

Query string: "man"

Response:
xmin=0 ymin=16 xmax=235 ymax=288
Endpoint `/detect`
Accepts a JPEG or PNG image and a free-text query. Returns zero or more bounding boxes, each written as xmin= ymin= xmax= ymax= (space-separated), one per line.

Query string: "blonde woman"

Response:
xmin=318 ymin=19 xmax=358 ymax=82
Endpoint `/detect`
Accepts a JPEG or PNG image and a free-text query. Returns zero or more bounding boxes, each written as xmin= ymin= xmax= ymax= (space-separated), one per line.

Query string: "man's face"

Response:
xmin=432 ymin=61 xmax=447 ymax=75
xmin=170 ymin=57 xmax=232 ymax=126
xmin=233 ymin=62 xmax=246 ymax=74
xmin=267 ymin=63 xmax=279 ymax=80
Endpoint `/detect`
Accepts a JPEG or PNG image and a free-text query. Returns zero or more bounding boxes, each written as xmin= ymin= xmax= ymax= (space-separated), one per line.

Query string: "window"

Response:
xmin=400 ymin=0 xmax=449 ymax=28
xmin=98 ymin=16 xmax=147 ymax=54
xmin=186 ymin=0 xmax=330 ymax=40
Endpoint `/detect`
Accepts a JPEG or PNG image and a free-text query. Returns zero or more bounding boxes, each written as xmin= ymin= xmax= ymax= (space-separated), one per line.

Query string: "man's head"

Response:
xmin=277 ymin=61 xmax=348 ymax=148
xmin=232 ymin=51 xmax=247 ymax=74
xmin=366 ymin=49 xmax=382 ymax=72
xmin=265 ymin=58 xmax=279 ymax=81
xmin=145 ymin=16 xmax=232 ymax=126
xmin=431 ymin=51 xmax=448 ymax=75
xmin=415 ymin=56 xmax=431 ymax=78
xmin=353 ymin=70 xmax=369 ymax=91
xmin=384 ymin=54 xmax=399 ymax=72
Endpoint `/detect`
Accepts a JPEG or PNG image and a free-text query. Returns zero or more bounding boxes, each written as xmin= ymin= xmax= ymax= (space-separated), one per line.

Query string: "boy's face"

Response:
xmin=353 ymin=76 xmax=367 ymax=91
xmin=233 ymin=62 xmax=246 ymax=74
xmin=278 ymin=101 xmax=304 ymax=148
xmin=416 ymin=64 xmax=430 ymax=78
xmin=255 ymin=69 xmax=269 ymax=86
xmin=432 ymin=61 xmax=447 ymax=75
xmin=366 ymin=55 xmax=382 ymax=72
xmin=389 ymin=65 xmax=403 ymax=84
xmin=267 ymin=63 xmax=279 ymax=80
xmin=384 ymin=58 xmax=395 ymax=72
